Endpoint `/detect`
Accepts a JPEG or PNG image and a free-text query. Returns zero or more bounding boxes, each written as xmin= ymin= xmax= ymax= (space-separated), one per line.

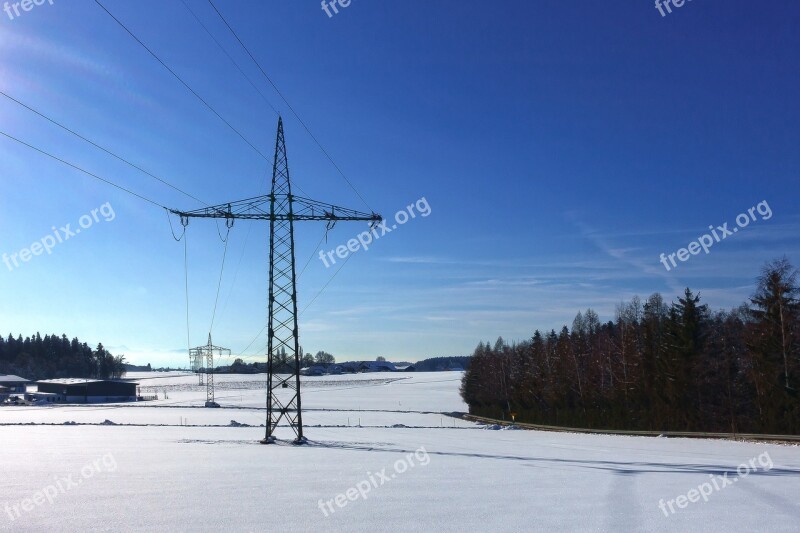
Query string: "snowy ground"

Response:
xmin=2 ymin=372 xmax=798 ymax=532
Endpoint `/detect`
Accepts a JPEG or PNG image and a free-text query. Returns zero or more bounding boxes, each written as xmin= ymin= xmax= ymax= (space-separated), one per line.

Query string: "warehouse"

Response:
xmin=36 ymin=379 xmax=138 ymax=403
xmin=0 ymin=374 xmax=30 ymax=393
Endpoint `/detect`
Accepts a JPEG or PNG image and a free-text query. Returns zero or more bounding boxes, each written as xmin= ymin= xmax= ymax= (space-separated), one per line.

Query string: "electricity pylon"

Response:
xmin=171 ymin=117 xmax=380 ymax=444
xmin=189 ymin=333 xmax=231 ymax=407
xmin=189 ymin=350 xmax=204 ymax=385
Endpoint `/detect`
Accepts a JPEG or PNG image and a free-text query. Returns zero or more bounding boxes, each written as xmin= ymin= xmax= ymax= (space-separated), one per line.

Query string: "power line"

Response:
xmin=300 ymin=252 xmax=353 ymax=316
xmin=297 ymin=229 xmax=328 ymax=280
xmin=167 ymin=210 xmax=187 ymax=241
xmin=216 ymin=171 xmax=269 ymax=325
xmin=178 ymin=0 xmax=280 ymax=118
xmin=177 ymin=2 xmax=312 ymax=199
xmin=217 ymin=219 xmax=253 ymax=322
xmin=232 ymin=249 xmax=354 ymax=360
xmin=229 ymin=228 xmax=351 ymax=360
xmin=209 ymin=226 xmax=232 ymax=335
xmin=0 ymin=89 xmax=207 ymax=207
xmin=236 ymin=325 xmax=266 ymax=358
xmin=0 ymin=129 xmax=167 ymax=210
xmin=93 ymin=0 xmax=272 ymax=164
xmin=184 ymin=233 xmax=191 ymax=361
xmin=206 ymin=0 xmax=374 ymax=212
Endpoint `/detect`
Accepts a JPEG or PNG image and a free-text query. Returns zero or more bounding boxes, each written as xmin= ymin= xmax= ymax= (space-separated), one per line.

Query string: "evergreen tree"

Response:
xmin=747 ymin=259 xmax=799 ymax=432
xmin=458 ymin=260 xmax=800 ymax=434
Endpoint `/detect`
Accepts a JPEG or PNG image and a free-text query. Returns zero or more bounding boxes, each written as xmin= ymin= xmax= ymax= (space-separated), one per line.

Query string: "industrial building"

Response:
xmin=0 ymin=374 xmax=30 ymax=393
xmin=35 ymin=379 xmax=138 ymax=403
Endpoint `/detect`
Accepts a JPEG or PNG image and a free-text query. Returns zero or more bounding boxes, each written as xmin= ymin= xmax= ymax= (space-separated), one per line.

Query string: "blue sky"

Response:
xmin=1 ymin=1 xmax=798 ymax=367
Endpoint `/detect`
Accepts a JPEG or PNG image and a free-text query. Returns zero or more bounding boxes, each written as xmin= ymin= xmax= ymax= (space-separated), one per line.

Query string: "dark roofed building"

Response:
xmin=0 ymin=375 xmax=30 ymax=393
xmin=362 ymin=361 xmax=397 ymax=372
xmin=300 ymin=365 xmax=327 ymax=377
xmin=338 ymin=361 xmax=398 ymax=373
xmin=36 ymin=379 xmax=138 ymax=403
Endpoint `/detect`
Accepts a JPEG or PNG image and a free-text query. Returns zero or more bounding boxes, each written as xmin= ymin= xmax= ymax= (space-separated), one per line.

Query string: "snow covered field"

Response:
xmin=2 ymin=372 xmax=798 ymax=532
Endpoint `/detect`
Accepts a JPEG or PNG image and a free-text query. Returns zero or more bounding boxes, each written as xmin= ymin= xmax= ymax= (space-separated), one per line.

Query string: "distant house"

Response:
xmin=300 ymin=363 xmax=344 ymax=376
xmin=336 ymin=361 xmax=401 ymax=373
xmin=300 ymin=365 xmax=327 ymax=377
xmin=349 ymin=361 xmax=398 ymax=373
xmin=365 ymin=361 xmax=397 ymax=372
xmin=35 ymin=379 xmax=138 ymax=403
xmin=338 ymin=362 xmax=360 ymax=374
xmin=0 ymin=375 xmax=29 ymax=393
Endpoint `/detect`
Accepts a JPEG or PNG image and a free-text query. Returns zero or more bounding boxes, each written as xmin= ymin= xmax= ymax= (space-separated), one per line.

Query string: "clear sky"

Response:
xmin=1 ymin=1 xmax=798 ymax=367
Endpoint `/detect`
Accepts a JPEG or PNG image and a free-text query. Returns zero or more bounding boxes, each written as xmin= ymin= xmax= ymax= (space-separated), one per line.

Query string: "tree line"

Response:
xmin=207 ymin=350 xmax=337 ymax=374
xmin=460 ymin=259 xmax=799 ymax=435
xmin=0 ymin=333 xmax=127 ymax=381
xmin=414 ymin=356 xmax=471 ymax=372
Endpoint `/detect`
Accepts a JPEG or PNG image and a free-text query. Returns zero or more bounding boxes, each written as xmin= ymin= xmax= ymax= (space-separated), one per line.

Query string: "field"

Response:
xmin=1 ymin=372 xmax=799 ymax=532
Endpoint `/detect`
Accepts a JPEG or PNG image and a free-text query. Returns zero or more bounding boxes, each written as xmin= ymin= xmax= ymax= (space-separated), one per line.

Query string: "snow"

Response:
xmin=1 ymin=371 xmax=798 ymax=532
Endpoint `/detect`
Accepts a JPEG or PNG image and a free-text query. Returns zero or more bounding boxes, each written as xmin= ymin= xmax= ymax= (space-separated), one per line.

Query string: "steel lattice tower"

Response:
xmin=171 ymin=117 xmax=381 ymax=444
xmin=189 ymin=333 xmax=231 ymax=407
xmin=189 ymin=350 xmax=204 ymax=385
xmin=265 ymin=118 xmax=304 ymax=443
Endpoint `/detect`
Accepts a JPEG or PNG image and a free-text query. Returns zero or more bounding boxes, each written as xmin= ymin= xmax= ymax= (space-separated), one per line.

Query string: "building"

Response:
xmin=300 ymin=363 xmax=344 ymax=376
xmin=361 ymin=361 xmax=397 ymax=372
xmin=300 ymin=365 xmax=327 ymax=377
xmin=0 ymin=374 xmax=30 ymax=393
xmin=35 ymin=379 xmax=138 ymax=403
xmin=338 ymin=361 xmax=398 ymax=373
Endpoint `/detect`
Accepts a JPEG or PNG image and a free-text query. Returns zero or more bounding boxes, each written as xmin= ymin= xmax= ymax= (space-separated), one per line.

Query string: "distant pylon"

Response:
xmin=189 ymin=349 xmax=204 ymax=386
xmin=189 ymin=333 xmax=230 ymax=407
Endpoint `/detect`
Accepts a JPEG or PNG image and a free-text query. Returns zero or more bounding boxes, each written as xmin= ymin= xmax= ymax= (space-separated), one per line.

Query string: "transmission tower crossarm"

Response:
xmin=169 ymin=195 xmax=381 ymax=223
